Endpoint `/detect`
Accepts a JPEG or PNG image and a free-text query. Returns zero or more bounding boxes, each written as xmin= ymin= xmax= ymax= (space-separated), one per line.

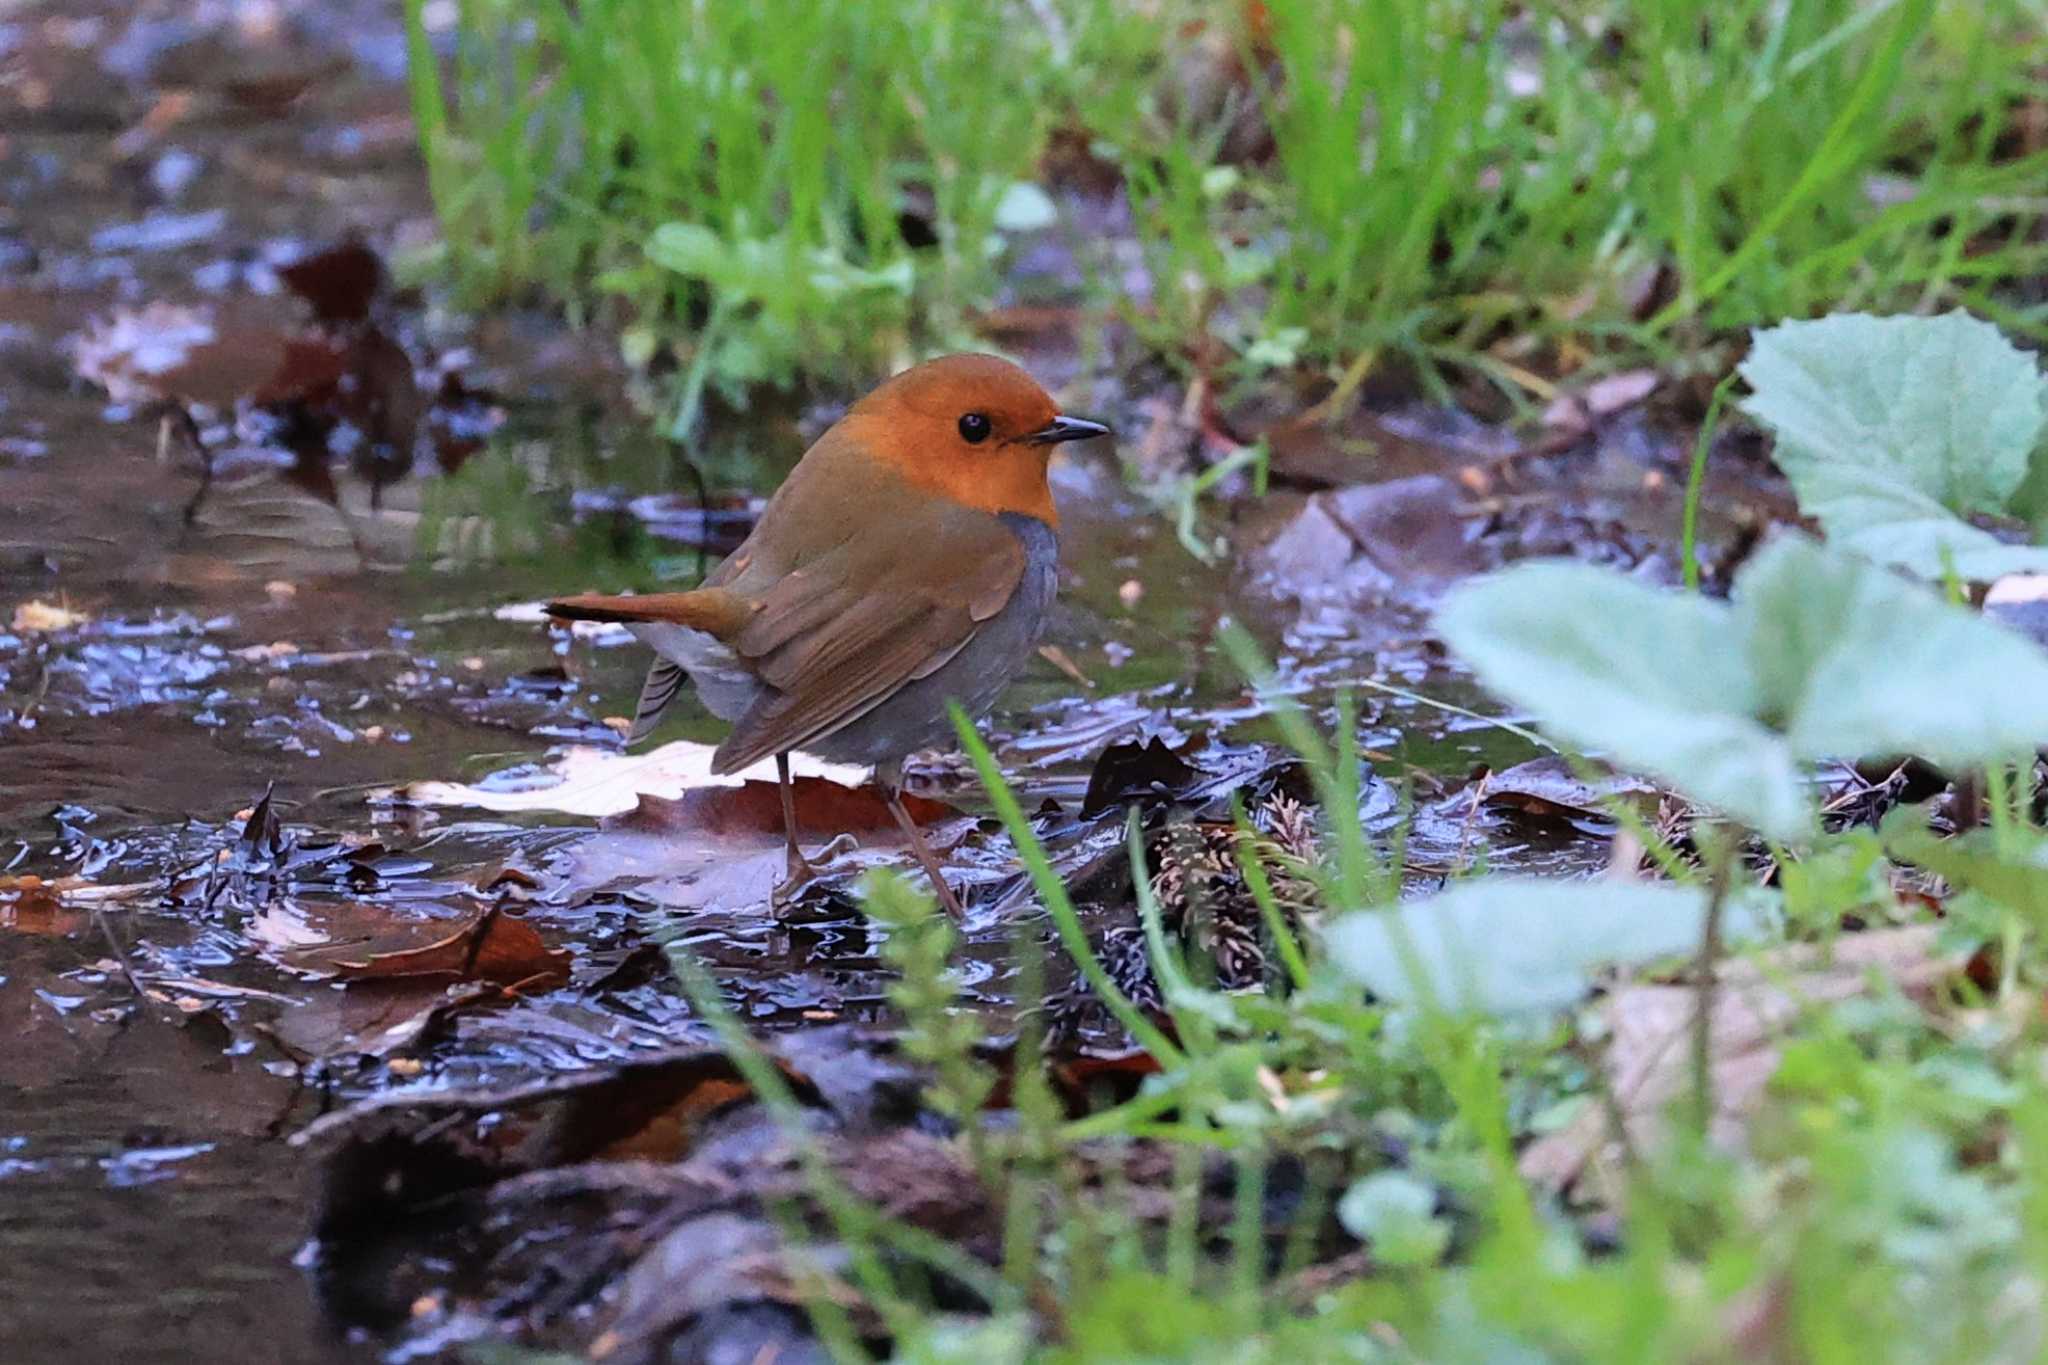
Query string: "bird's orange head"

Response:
xmin=836 ymin=353 xmax=1108 ymax=528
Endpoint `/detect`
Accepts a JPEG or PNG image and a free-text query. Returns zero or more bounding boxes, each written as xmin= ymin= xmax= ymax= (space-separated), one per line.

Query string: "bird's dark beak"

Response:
xmin=1024 ymin=414 xmax=1111 ymax=446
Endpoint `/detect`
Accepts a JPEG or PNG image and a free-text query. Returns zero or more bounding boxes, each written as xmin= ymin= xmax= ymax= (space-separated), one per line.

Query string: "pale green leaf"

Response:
xmin=646 ymin=222 xmax=732 ymax=283
xmin=1789 ymin=464 xmax=2048 ymax=581
xmin=1735 ymin=536 xmax=2048 ymax=771
xmin=1436 ymin=535 xmax=2048 ymax=841
xmin=1433 ymin=561 xmax=1810 ymax=839
xmin=1738 ymin=312 xmax=2048 ymax=579
xmin=1740 ymin=311 xmax=2046 ymax=514
xmin=1323 ymin=878 xmax=1780 ymax=1015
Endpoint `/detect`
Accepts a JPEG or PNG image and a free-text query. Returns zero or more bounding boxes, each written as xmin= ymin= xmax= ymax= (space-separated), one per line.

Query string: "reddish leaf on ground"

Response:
xmin=321 ymin=907 xmax=569 ymax=985
xmin=616 ymin=776 xmax=956 ymax=840
xmin=983 ymin=1040 xmax=1164 ymax=1115
xmin=0 ymin=878 xmax=87 ymax=937
xmin=278 ymin=239 xmax=386 ymax=324
xmin=546 ymin=776 xmax=967 ymax=913
xmin=253 ymin=901 xmax=569 ymax=986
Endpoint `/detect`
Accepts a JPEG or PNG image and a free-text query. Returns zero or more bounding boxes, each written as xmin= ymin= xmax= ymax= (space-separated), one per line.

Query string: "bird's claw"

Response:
xmin=772 ymin=833 xmax=859 ymax=905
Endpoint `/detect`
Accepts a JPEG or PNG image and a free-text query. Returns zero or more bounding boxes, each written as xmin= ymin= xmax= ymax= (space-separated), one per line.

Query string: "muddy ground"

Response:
xmin=0 ymin=5 xmax=1786 ymax=1361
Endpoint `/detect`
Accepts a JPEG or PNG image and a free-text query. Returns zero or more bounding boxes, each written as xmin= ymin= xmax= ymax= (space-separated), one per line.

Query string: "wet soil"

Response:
xmin=0 ymin=5 xmax=1781 ymax=1361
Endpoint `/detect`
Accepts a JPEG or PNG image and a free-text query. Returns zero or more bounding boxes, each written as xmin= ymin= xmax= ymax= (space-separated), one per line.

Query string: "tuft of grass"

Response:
xmin=409 ymin=0 xmax=2048 ymax=403
xmin=403 ymin=0 xmax=1070 ymax=403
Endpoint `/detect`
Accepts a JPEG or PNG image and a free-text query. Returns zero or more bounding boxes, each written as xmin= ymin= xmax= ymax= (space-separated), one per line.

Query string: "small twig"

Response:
xmin=14 ymin=648 xmax=52 ymax=724
xmin=1453 ymin=768 xmax=1492 ymax=874
xmin=91 ymin=905 xmax=164 ymax=1022
xmin=169 ymin=402 xmax=215 ymax=528
xmin=457 ymin=902 xmax=503 ymax=980
xmin=1295 ymin=345 xmax=1381 ymax=427
xmin=1568 ymin=1029 xmax=1644 ymax=1185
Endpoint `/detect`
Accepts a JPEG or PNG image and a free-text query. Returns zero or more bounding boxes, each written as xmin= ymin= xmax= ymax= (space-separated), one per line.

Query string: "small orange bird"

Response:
xmin=548 ymin=354 xmax=1109 ymax=917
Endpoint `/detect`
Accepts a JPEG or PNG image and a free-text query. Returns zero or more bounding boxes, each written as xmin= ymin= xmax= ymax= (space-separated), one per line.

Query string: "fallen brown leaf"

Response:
xmin=252 ymin=901 xmax=569 ymax=985
xmin=1520 ymin=925 xmax=1959 ymax=1201
xmin=315 ymin=908 xmax=568 ymax=986
xmin=546 ymin=778 xmax=965 ymax=914
xmin=1478 ymin=756 xmax=1659 ymax=822
xmin=267 ymin=979 xmax=500 ymax=1061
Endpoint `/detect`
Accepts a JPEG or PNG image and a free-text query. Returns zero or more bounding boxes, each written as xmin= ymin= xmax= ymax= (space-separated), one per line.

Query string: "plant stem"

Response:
xmin=1681 ymin=370 xmax=1742 ymax=592
xmin=1690 ymin=831 xmax=1739 ymax=1135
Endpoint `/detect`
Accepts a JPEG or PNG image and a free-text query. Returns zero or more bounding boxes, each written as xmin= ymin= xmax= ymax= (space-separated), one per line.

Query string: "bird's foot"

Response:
xmin=772 ymin=834 xmax=857 ymax=905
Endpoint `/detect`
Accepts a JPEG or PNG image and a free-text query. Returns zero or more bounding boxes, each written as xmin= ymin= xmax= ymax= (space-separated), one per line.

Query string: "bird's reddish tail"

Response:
xmin=546 ymin=589 xmax=754 ymax=642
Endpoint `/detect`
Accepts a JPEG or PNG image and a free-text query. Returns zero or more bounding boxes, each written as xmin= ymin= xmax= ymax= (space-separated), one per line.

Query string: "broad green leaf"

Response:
xmin=1433 ymin=560 xmax=1809 ymax=839
xmin=1436 ymin=535 xmax=2048 ymax=841
xmin=1322 ymin=878 xmax=1780 ymax=1015
xmin=1739 ymin=312 xmax=2048 ymax=579
xmin=1735 ymin=536 xmax=2048 ymax=772
xmin=1781 ymin=462 xmax=2048 ymax=580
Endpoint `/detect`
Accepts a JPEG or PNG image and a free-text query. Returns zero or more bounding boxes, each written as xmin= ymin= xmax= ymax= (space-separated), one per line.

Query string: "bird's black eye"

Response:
xmin=957 ymin=412 xmax=992 ymax=444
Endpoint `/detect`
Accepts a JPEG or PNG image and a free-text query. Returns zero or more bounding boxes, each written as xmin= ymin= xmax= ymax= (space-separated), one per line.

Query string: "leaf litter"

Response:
xmin=1520 ymin=925 xmax=1965 ymax=1200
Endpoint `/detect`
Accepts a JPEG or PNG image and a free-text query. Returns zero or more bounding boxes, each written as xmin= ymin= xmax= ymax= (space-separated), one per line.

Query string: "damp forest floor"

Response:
xmin=4 ymin=5 xmax=2048 ymax=1365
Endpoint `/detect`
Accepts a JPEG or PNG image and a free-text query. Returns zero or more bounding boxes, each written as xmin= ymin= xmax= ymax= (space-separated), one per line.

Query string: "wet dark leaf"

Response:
xmin=1080 ymin=736 xmax=1201 ymax=818
xmin=523 ymin=1052 xmax=819 ymax=1165
xmin=72 ymin=301 xmax=341 ymax=409
xmin=268 ymin=978 xmax=501 ymax=1061
xmin=277 ymin=240 xmax=385 ymax=324
xmin=298 ymin=1044 xmax=841 ymax=1335
xmin=1477 ymin=756 xmax=1658 ymax=823
xmin=248 ymin=334 xmax=350 ymax=405
xmin=298 ymin=1044 xmax=822 ymax=1170
xmin=1323 ymin=475 xmax=1487 ymax=584
xmin=426 ymin=370 xmax=500 ymax=474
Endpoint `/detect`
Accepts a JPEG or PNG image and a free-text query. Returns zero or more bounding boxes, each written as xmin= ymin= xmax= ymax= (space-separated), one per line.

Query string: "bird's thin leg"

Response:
xmin=884 ymin=784 xmax=966 ymax=919
xmin=773 ymin=753 xmax=823 ymax=902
